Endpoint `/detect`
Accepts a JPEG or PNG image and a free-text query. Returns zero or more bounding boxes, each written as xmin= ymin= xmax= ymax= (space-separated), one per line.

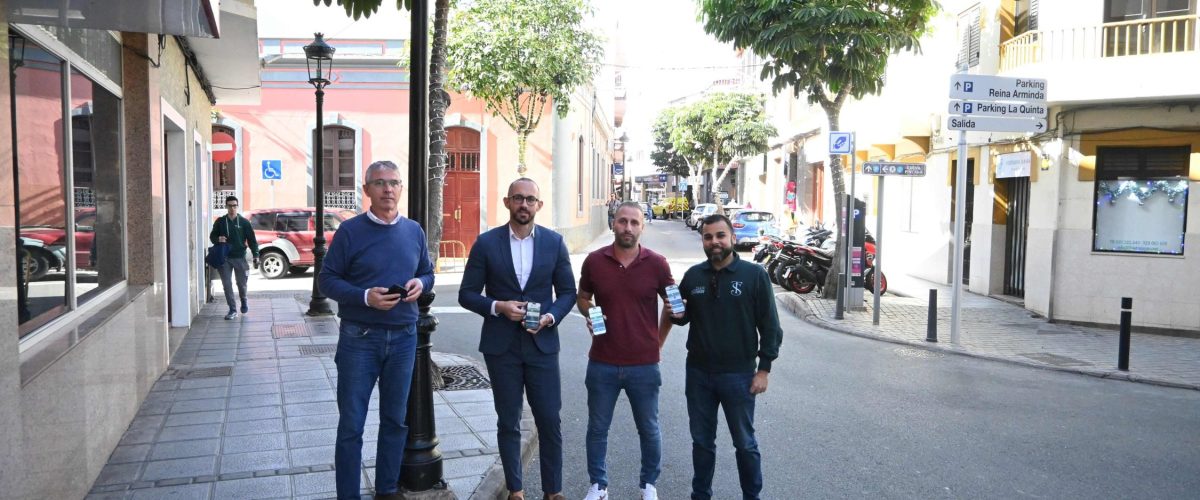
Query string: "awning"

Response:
xmin=8 ymin=0 xmax=220 ymax=38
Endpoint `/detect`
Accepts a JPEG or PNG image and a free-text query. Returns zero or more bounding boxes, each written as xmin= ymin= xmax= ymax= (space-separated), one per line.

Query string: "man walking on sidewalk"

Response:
xmin=459 ymin=178 xmax=576 ymax=500
xmin=319 ymin=160 xmax=434 ymax=500
xmin=209 ymin=195 xmax=259 ymax=320
xmin=576 ymin=202 xmax=677 ymax=500
xmin=671 ymin=213 xmax=782 ymax=500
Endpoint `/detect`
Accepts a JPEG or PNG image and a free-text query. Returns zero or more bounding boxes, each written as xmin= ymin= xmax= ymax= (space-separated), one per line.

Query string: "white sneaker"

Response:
xmin=583 ymin=483 xmax=608 ymax=500
xmin=640 ymin=484 xmax=658 ymax=500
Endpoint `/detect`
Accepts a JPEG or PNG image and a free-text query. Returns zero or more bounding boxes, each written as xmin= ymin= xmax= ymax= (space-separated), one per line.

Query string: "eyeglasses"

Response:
xmin=226 ymin=204 xmax=238 ymax=208
xmin=509 ymin=195 xmax=540 ymax=205
xmin=368 ymin=179 xmax=402 ymax=189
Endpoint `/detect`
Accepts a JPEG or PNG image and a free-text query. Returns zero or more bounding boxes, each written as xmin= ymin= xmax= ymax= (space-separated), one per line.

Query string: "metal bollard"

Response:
xmin=1118 ymin=297 xmax=1132 ymax=371
xmin=834 ymin=273 xmax=846 ymax=320
xmin=926 ymin=289 xmax=938 ymax=342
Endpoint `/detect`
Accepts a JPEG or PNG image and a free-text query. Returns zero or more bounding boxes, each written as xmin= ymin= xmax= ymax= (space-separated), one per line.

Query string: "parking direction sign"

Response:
xmin=829 ymin=132 xmax=854 ymax=154
xmin=261 ymin=160 xmax=282 ymax=180
xmin=949 ymin=100 xmax=1047 ymax=118
xmin=949 ymin=74 xmax=1047 ymax=102
xmin=948 ymin=116 xmax=1047 ymax=133
xmin=862 ymin=162 xmax=927 ymax=177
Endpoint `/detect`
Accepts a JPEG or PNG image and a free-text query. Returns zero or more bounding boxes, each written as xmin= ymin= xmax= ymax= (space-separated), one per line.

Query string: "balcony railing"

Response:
xmin=1000 ymin=15 xmax=1198 ymax=72
xmin=324 ymin=190 xmax=358 ymax=210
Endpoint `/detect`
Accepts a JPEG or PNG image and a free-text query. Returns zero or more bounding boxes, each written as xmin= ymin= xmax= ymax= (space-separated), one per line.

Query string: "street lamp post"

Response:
xmin=616 ymin=132 xmax=629 ymax=201
xmin=304 ymin=33 xmax=335 ymax=317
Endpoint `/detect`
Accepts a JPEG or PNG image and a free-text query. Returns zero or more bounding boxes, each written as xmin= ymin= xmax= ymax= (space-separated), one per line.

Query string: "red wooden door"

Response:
xmin=442 ymin=128 xmax=481 ymax=255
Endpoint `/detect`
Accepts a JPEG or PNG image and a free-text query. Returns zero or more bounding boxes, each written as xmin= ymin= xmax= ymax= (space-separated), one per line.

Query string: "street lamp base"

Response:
xmin=397 ymin=482 xmax=455 ymax=500
xmin=306 ymin=297 xmax=334 ymax=316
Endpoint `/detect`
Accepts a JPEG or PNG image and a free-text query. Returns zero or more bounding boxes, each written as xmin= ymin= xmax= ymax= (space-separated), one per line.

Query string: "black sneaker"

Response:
xmin=240 ymin=299 xmax=248 ymax=314
xmin=225 ymin=310 xmax=238 ymax=320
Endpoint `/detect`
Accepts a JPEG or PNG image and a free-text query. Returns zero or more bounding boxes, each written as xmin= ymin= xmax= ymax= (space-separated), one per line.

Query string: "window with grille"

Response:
xmin=446 ymin=127 xmax=480 ymax=171
xmin=322 ymin=126 xmax=357 ymax=189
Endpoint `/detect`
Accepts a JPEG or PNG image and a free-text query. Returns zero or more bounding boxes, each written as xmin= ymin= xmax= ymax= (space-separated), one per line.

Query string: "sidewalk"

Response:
xmin=778 ymin=273 xmax=1200 ymax=391
xmin=87 ymin=291 xmax=529 ymax=500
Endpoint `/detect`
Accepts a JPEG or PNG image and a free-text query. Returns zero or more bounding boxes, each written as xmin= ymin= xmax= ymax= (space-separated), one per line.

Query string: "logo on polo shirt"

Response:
xmin=731 ymin=281 xmax=744 ymax=296
xmin=691 ymin=286 xmax=706 ymax=295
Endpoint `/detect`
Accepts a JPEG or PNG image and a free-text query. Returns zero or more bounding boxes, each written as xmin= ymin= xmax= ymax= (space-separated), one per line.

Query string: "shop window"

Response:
xmin=13 ymin=35 xmax=124 ymax=338
xmin=1092 ymin=146 xmax=1190 ymax=255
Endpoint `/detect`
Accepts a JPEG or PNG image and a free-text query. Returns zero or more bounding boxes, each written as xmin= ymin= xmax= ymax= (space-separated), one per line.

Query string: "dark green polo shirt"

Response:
xmin=673 ymin=253 xmax=782 ymax=373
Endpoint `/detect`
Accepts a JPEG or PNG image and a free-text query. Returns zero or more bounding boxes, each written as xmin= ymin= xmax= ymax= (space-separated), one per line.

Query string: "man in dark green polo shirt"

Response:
xmin=209 ymin=195 xmax=260 ymax=320
xmin=671 ymin=213 xmax=782 ymax=500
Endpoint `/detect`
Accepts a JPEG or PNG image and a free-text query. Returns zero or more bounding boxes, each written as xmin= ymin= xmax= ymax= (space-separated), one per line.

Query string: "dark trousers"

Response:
xmin=484 ymin=332 xmax=562 ymax=494
xmin=686 ymin=366 xmax=762 ymax=500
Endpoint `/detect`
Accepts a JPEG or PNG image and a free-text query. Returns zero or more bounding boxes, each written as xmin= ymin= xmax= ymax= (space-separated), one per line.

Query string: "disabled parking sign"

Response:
xmin=261 ymin=160 xmax=282 ymax=180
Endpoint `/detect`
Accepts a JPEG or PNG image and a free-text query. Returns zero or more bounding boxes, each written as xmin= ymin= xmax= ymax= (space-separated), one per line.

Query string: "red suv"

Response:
xmin=245 ymin=208 xmax=359 ymax=279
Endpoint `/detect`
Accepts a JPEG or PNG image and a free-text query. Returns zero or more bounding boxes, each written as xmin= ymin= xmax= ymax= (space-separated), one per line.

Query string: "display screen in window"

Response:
xmin=1093 ymin=178 xmax=1189 ymax=255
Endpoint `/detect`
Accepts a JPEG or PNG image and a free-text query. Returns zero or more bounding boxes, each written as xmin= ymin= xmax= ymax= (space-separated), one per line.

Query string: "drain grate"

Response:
xmin=1019 ymin=352 xmax=1092 ymax=367
xmin=272 ymin=323 xmax=310 ymax=339
xmin=440 ymin=365 xmax=491 ymax=391
xmin=170 ymin=366 xmax=233 ymax=379
xmin=299 ymin=345 xmax=338 ymax=356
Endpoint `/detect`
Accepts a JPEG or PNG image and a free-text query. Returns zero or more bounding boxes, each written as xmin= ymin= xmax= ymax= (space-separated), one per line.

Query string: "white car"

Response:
xmin=687 ymin=203 xmax=717 ymax=228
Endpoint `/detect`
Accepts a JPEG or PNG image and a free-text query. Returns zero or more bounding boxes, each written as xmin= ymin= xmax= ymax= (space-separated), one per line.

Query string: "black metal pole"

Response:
xmin=926 ymin=289 xmax=938 ymax=342
xmin=834 ymin=273 xmax=845 ymax=320
xmin=1118 ymin=297 xmax=1132 ymax=371
xmin=307 ymin=87 xmax=333 ymax=316
xmin=402 ymin=0 xmax=448 ymax=495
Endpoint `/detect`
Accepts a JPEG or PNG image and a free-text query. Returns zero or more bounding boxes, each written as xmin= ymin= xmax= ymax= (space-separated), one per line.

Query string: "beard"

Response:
xmin=706 ymin=245 xmax=732 ymax=263
xmin=615 ymin=232 xmax=638 ymax=249
xmin=512 ymin=208 xmax=533 ymax=225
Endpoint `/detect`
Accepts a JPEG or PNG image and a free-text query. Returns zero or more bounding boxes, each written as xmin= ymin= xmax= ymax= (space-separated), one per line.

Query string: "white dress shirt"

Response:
xmin=489 ymin=224 xmax=554 ymax=325
xmin=363 ymin=210 xmax=405 ymax=306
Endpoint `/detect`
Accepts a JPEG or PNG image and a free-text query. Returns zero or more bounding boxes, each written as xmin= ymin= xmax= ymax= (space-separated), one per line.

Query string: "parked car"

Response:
xmin=730 ymin=210 xmax=780 ymax=248
xmin=687 ymin=203 xmax=717 ymax=228
xmin=244 ymin=208 xmax=359 ymax=279
xmin=18 ymin=208 xmax=97 ymax=280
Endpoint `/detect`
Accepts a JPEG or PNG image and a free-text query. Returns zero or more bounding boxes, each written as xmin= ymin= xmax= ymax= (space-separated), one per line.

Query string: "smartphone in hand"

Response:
xmin=386 ymin=284 xmax=409 ymax=299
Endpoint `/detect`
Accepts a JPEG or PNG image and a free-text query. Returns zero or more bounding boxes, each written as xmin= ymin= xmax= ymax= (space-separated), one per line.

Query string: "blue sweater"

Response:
xmin=319 ymin=213 xmax=435 ymax=328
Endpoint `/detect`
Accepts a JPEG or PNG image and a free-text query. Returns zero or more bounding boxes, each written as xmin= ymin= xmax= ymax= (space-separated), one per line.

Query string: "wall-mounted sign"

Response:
xmin=996 ymin=151 xmax=1032 ymax=178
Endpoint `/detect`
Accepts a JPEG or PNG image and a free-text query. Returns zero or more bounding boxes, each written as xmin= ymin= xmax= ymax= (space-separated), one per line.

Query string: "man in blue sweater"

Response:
xmin=319 ymin=160 xmax=434 ymax=500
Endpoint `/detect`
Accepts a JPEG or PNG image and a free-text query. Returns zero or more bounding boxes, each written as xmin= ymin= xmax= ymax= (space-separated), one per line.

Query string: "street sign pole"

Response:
xmin=873 ymin=176 xmax=883 ymax=326
xmin=952 ymin=125 xmax=967 ymax=344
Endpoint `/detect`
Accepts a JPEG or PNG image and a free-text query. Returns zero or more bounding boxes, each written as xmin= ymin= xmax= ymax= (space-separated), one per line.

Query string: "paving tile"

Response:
xmin=288 ymin=429 xmax=337 ymax=448
xmin=229 ymin=383 xmax=282 ymax=397
xmin=224 ymin=418 xmax=285 ymax=436
xmin=173 ymin=387 xmax=230 ymax=401
xmin=158 ymin=423 xmax=223 ymax=442
xmin=450 ymin=401 xmax=497 ymax=417
xmin=282 ymin=378 xmax=332 ymax=393
xmin=291 ymin=471 xmax=337 ymax=496
xmin=165 ymin=411 xmax=225 ymax=427
xmin=284 ymin=402 xmax=339 ymax=417
xmin=213 ymin=475 xmax=291 ymax=499
xmin=286 ymin=414 xmax=340 ymax=431
xmin=438 ymin=389 xmax=492 ymax=404
xmin=129 ymin=483 xmax=212 ymax=500
xmin=284 ymin=369 xmax=330 ymax=381
xmin=218 ymin=450 xmax=290 ymax=474
xmin=150 ymin=438 xmax=221 ymax=460
xmin=284 ymin=389 xmax=337 ymax=404
xmin=140 ymin=456 xmax=217 ymax=481
xmin=179 ymin=378 xmax=232 ymax=390
xmin=222 ymin=432 xmax=288 ymax=455
xmin=94 ymin=462 xmax=142 ymax=486
xmin=289 ymin=446 xmax=335 ymax=467
xmin=226 ymin=405 xmax=283 ymax=422
xmin=108 ymin=444 xmax=152 ymax=464
xmin=227 ymin=393 xmax=283 ymax=409
xmin=171 ymin=398 xmax=229 ymax=414
xmin=118 ymin=426 xmax=160 ymax=446
xmin=447 ymin=475 xmax=483 ymax=498
xmin=436 ymin=432 xmax=486 ymax=452
xmin=441 ymin=455 xmax=497 ymax=480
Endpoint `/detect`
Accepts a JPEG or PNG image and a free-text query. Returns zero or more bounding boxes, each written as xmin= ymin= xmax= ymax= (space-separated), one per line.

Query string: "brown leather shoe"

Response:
xmin=543 ymin=493 xmax=566 ymax=500
xmin=507 ymin=491 xmax=525 ymax=500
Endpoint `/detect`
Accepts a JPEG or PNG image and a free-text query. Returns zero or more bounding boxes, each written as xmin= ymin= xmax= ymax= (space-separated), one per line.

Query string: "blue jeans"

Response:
xmin=685 ymin=367 xmax=761 ymax=500
xmin=334 ymin=322 xmax=417 ymax=499
xmin=585 ymin=360 xmax=662 ymax=489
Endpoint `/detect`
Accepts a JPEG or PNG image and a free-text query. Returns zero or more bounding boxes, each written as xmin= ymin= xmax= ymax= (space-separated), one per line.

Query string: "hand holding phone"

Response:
xmin=386 ymin=284 xmax=409 ymax=299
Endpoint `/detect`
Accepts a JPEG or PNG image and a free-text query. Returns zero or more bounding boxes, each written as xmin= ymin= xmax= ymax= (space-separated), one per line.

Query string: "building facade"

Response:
xmin=1 ymin=1 xmax=261 ymax=497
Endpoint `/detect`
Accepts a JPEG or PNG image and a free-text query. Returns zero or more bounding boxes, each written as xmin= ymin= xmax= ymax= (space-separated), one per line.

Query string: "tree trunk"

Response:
xmin=822 ymin=103 xmax=847 ymax=298
xmin=517 ymin=131 xmax=529 ymax=176
xmin=426 ymin=0 xmax=451 ymax=265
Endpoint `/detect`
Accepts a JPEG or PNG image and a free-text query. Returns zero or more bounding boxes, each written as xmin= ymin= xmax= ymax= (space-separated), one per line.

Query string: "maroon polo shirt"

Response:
xmin=578 ymin=245 xmax=675 ymax=365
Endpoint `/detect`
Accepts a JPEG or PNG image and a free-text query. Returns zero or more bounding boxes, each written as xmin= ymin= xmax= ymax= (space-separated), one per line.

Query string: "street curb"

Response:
xmin=774 ymin=293 xmax=1200 ymax=392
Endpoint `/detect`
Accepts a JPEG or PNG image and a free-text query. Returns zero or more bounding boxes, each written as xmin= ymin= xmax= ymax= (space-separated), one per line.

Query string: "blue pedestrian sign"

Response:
xmin=261 ymin=160 xmax=282 ymax=180
xmin=829 ymin=132 xmax=854 ymax=154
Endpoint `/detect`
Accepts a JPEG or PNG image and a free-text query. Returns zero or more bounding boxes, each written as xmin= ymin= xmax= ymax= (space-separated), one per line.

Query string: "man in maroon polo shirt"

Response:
xmin=576 ymin=202 xmax=679 ymax=500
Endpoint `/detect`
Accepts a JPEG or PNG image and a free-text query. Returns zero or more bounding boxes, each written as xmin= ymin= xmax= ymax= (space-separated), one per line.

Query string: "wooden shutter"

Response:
xmin=958 ymin=5 xmax=982 ymax=69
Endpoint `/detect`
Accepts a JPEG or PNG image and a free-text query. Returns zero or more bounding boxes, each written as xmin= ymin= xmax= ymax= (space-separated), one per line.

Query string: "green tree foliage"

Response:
xmin=650 ymin=107 xmax=690 ymax=177
xmin=314 ymin=0 xmax=412 ymax=19
xmin=698 ymin=0 xmax=937 ymax=295
xmin=447 ymin=0 xmax=604 ymax=174
xmin=658 ymin=92 xmax=776 ymax=207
